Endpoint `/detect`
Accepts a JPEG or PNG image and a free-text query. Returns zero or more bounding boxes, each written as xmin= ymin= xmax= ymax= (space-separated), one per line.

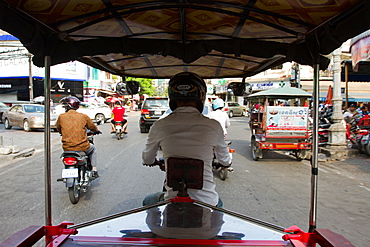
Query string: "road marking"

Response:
xmin=358 ymin=184 xmax=370 ymax=192
xmin=230 ymin=119 xmax=248 ymax=122
xmin=0 ymin=159 xmax=34 ymax=176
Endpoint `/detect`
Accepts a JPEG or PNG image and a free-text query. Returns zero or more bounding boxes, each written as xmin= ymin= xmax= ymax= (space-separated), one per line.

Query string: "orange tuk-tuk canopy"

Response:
xmin=0 ymin=0 xmax=369 ymax=79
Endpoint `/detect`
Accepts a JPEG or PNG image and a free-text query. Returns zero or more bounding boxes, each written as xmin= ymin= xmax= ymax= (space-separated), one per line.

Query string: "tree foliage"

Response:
xmin=126 ymin=77 xmax=157 ymax=96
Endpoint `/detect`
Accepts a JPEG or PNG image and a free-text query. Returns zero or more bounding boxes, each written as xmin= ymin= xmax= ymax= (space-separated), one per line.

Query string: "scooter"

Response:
xmin=57 ymin=130 xmax=100 ymax=204
xmin=114 ymin=121 xmax=126 ymax=140
xmin=212 ymin=141 xmax=234 ymax=180
xmin=318 ymin=123 xmax=330 ymax=146
xmin=355 ymin=129 xmax=370 ymax=155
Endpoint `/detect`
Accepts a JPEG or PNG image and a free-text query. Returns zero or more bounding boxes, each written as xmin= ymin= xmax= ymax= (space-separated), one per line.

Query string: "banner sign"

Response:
xmin=351 ymin=35 xmax=370 ymax=72
xmin=266 ymin=106 xmax=309 ymax=133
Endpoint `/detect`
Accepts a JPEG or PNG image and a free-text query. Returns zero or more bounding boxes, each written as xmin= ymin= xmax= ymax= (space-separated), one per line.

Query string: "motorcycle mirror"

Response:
xmin=227 ymin=82 xmax=252 ymax=96
xmin=116 ymin=81 xmax=141 ymax=95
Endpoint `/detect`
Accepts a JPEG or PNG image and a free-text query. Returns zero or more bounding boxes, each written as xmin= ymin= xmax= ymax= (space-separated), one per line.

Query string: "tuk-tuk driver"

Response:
xmin=142 ymin=72 xmax=231 ymax=207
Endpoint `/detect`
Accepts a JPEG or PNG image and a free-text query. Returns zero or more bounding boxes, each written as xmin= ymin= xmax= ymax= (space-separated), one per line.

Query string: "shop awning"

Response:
xmin=341 ymin=60 xmax=370 ymax=82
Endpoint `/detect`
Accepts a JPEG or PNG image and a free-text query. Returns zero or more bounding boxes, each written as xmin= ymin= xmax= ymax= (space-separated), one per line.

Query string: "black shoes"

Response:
xmin=92 ymin=171 xmax=99 ymax=178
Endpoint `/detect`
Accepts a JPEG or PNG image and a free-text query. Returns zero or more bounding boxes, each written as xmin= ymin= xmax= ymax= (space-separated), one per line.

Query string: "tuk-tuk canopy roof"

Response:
xmin=0 ymin=0 xmax=369 ymax=79
xmin=248 ymin=87 xmax=312 ymax=99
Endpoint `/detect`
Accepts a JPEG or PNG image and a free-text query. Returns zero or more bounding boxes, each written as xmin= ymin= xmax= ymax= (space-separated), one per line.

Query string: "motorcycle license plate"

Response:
xmin=115 ymin=125 xmax=122 ymax=130
xmin=62 ymin=168 xmax=78 ymax=178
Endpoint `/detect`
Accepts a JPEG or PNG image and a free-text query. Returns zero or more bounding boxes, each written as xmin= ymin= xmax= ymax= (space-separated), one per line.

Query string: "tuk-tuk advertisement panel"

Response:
xmin=266 ymin=106 xmax=308 ymax=132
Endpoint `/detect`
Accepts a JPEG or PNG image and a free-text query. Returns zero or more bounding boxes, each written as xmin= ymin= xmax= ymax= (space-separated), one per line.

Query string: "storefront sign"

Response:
xmin=0 ymin=84 xmax=11 ymax=88
xmin=251 ymin=80 xmax=289 ymax=91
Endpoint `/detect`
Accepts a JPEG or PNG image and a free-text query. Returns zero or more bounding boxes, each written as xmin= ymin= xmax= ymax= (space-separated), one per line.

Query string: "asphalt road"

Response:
xmin=0 ymin=111 xmax=369 ymax=246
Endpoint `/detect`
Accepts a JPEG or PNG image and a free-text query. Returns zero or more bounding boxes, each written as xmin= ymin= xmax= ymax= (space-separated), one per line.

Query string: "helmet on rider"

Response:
xmin=168 ymin=72 xmax=206 ymax=113
xmin=59 ymin=96 xmax=81 ymax=111
xmin=212 ymin=98 xmax=225 ymax=111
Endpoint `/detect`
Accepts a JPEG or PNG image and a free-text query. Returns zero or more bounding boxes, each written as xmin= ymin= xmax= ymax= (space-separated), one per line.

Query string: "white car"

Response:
xmin=53 ymin=102 xmax=112 ymax=124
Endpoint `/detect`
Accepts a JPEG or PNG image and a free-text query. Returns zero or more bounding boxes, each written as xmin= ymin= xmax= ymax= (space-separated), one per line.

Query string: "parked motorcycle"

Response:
xmin=212 ymin=141 xmax=234 ymax=180
xmin=345 ymin=117 xmax=370 ymax=154
xmin=114 ymin=121 xmax=126 ymax=140
xmin=355 ymin=129 xmax=370 ymax=154
xmin=308 ymin=112 xmax=331 ymax=147
xmin=318 ymin=123 xmax=330 ymax=146
xmin=57 ymin=130 xmax=101 ymax=204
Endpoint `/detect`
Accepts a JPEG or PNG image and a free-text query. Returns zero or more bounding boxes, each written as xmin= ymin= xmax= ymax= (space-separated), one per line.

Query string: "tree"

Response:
xmin=126 ymin=77 xmax=157 ymax=96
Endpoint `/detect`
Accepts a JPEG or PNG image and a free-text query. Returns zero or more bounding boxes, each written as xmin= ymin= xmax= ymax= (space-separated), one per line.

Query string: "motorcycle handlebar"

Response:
xmin=143 ymin=158 xmax=165 ymax=171
xmin=86 ymin=130 xmax=102 ymax=135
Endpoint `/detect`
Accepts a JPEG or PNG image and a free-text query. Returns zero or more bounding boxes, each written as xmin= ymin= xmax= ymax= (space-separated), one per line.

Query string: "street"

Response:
xmin=0 ymin=111 xmax=369 ymax=246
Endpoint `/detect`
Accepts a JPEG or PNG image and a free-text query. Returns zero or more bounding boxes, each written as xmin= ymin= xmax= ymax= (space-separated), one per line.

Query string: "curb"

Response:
xmin=0 ymin=148 xmax=35 ymax=163
xmin=0 ymin=135 xmax=61 ymax=165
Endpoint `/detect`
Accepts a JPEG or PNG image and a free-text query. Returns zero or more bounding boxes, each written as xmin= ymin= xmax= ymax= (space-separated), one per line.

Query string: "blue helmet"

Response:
xmin=212 ymin=98 xmax=225 ymax=111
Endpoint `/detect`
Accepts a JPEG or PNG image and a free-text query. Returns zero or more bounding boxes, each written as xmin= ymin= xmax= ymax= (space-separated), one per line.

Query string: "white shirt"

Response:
xmin=209 ymin=109 xmax=230 ymax=136
xmin=142 ymin=106 xmax=231 ymax=206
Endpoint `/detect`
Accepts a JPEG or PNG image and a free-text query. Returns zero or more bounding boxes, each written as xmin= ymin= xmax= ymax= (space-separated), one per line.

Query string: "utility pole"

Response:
xmin=28 ymin=53 xmax=34 ymax=100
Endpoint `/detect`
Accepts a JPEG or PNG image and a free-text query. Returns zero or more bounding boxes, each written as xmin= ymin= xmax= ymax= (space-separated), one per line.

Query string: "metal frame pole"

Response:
xmin=44 ymin=56 xmax=52 ymax=227
xmin=309 ymin=63 xmax=319 ymax=233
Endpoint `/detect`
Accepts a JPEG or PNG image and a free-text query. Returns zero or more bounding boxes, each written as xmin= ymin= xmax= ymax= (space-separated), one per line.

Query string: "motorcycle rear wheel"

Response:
xmin=219 ymin=168 xmax=228 ymax=180
xmin=365 ymin=143 xmax=370 ymax=156
xmin=116 ymin=130 xmax=121 ymax=140
xmin=68 ymin=182 xmax=80 ymax=204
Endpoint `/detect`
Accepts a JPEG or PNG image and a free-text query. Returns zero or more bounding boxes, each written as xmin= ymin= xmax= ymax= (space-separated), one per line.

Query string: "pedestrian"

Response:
xmin=343 ymin=103 xmax=359 ymax=123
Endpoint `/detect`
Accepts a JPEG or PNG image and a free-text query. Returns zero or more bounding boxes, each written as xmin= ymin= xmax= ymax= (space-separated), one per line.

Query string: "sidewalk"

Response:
xmin=0 ymin=129 xmax=61 ymax=164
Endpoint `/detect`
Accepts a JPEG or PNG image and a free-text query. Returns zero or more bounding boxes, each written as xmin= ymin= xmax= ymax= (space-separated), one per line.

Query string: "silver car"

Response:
xmin=0 ymin=102 xmax=10 ymax=123
xmin=3 ymin=104 xmax=58 ymax=132
xmin=223 ymin=102 xmax=247 ymax=117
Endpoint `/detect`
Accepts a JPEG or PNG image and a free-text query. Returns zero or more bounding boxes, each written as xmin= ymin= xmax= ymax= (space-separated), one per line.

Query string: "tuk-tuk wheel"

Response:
xmin=251 ymin=136 xmax=261 ymax=161
xmin=296 ymin=150 xmax=306 ymax=161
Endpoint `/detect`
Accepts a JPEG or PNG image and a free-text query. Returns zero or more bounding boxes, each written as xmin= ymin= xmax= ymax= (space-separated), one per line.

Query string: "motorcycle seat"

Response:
xmin=62 ymin=151 xmax=87 ymax=158
xmin=166 ymin=157 xmax=204 ymax=192
xmin=319 ymin=123 xmax=331 ymax=128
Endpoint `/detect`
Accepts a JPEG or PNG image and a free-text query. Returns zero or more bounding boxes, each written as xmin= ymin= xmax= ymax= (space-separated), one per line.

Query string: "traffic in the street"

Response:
xmin=0 ymin=111 xmax=369 ymax=246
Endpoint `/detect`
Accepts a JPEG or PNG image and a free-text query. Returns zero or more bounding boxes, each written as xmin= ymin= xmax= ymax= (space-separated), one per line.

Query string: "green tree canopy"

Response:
xmin=126 ymin=77 xmax=157 ymax=96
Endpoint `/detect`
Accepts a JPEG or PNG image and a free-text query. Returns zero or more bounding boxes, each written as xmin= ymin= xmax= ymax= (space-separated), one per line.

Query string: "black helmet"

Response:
xmin=168 ymin=72 xmax=206 ymax=113
xmin=59 ymin=96 xmax=81 ymax=111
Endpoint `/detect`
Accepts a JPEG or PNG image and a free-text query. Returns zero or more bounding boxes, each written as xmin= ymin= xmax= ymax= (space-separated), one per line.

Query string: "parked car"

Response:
xmin=0 ymin=102 xmax=10 ymax=123
xmin=223 ymin=102 xmax=246 ymax=117
xmin=53 ymin=102 xmax=112 ymax=125
xmin=2 ymin=104 xmax=58 ymax=132
xmin=139 ymin=97 xmax=169 ymax=133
